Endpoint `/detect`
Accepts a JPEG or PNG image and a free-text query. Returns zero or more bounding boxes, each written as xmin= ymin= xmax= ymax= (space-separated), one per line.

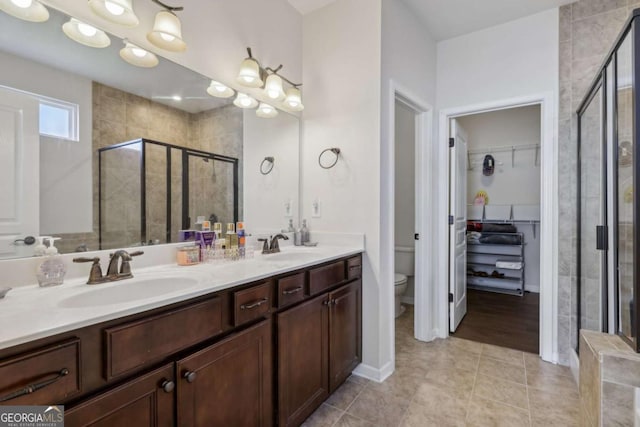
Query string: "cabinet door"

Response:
xmin=177 ymin=319 xmax=272 ymax=427
xmin=328 ymin=280 xmax=362 ymax=392
xmin=277 ymin=294 xmax=329 ymax=427
xmin=65 ymin=364 xmax=175 ymax=427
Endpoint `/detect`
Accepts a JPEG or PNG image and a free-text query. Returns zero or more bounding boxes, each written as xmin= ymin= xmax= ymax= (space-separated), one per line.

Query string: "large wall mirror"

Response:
xmin=0 ymin=5 xmax=299 ymax=259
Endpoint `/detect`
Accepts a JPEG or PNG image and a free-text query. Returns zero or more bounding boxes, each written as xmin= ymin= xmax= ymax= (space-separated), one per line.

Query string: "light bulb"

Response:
xmin=240 ymin=98 xmax=251 ymax=107
xmin=233 ymin=93 xmax=258 ymax=109
xmin=11 ymin=0 xmax=32 ymax=8
xmin=131 ymin=47 xmax=146 ymax=57
xmin=160 ymin=33 xmax=175 ymax=42
xmin=104 ymin=0 xmax=124 ymax=15
xmin=172 ymin=95 xmax=182 ymax=101
xmin=78 ymin=22 xmax=97 ymax=37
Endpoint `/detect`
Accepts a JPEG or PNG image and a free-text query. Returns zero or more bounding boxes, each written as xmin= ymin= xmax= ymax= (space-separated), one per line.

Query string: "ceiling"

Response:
xmin=288 ymin=0 xmax=574 ymax=41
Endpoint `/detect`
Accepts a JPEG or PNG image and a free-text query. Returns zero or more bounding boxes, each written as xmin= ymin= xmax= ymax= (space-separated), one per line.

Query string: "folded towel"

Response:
xmin=496 ymin=260 xmax=523 ymax=269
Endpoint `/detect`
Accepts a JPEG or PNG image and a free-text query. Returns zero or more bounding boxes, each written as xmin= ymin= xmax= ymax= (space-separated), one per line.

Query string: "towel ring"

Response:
xmin=318 ymin=148 xmax=341 ymax=169
xmin=260 ymin=157 xmax=275 ymax=175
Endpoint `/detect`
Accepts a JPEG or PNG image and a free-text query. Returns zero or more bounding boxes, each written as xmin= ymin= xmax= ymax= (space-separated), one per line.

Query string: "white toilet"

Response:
xmin=394 ymin=246 xmax=415 ymax=318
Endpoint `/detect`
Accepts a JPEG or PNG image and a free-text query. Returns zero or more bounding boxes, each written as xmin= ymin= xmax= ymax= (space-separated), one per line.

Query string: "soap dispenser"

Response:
xmin=36 ymin=237 xmax=66 ymax=287
xmin=301 ymin=219 xmax=310 ymax=244
xmin=33 ymin=236 xmax=51 ymax=257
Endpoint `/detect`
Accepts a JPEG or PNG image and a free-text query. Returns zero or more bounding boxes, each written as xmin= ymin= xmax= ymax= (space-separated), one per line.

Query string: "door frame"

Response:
xmin=434 ymin=92 xmax=558 ymax=362
xmin=383 ymin=80 xmax=434 ymax=370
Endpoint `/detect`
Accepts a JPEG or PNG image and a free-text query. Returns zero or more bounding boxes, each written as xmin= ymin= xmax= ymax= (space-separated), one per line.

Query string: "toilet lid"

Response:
xmin=394 ymin=273 xmax=407 ymax=285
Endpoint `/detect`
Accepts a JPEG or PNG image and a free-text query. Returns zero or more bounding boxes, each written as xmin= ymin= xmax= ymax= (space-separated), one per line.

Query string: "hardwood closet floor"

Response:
xmin=451 ymin=289 xmax=539 ymax=354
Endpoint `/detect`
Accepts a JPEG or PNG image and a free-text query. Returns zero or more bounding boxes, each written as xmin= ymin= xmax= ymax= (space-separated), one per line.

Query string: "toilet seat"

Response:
xmin=394 ymin=273 xmax=407 ymax=285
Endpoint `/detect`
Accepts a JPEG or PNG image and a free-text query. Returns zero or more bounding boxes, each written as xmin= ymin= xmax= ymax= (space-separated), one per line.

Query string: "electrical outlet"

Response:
xmin=312 ymin=199 xmax=321 ymax=218
xmin=284 ymin=200 xmax=292 ymax=217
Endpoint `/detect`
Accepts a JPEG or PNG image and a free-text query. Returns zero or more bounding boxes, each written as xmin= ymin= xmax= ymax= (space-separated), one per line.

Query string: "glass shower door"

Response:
xmin=578 ymin=83 xmax=607 ymax=333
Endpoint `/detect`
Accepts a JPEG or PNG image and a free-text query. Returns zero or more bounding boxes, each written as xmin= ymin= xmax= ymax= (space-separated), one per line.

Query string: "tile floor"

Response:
xmin=303 ymin=306 xmax=584 ymax=427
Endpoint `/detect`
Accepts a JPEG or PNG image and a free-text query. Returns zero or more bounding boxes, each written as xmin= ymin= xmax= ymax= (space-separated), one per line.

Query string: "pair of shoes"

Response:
xmin=490 ymin=270 xmax=504 ymax=278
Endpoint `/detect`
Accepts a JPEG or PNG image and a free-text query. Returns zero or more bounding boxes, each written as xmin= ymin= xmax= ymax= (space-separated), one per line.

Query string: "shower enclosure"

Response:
xmin=577 ymin=10 xmax=639 ymax=352
xmin=99 ymin=138 xmax=239 ymax=250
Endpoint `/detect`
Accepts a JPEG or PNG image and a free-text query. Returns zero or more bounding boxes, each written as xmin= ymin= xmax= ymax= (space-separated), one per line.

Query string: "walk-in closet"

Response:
xmin=452 ymin=105 xmax=542 ymax=353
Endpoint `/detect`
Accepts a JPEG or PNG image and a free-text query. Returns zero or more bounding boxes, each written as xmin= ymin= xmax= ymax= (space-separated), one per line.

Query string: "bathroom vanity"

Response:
xmin=0 ymin=250 xmax=362 ymax=427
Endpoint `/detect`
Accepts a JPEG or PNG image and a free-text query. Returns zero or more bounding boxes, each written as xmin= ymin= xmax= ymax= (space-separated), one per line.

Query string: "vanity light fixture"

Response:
xmin=88 ymin=0 xmax=138 ymax=26
xmin=237 ymin=48 xmax=263 ymax=88
xmin=256 ymin=103 xmax=278 ymax=119
xmin=206 ymin=80 xmax=234 ymax=99
xmin=233 ymin=93 xmax=258 ymax=109
xmin=0 ymin=0 xmax=49 ymax=22
xmin=119 ymin=39 xmax=158 ymax=67
xmin=284 ymin=87 xmax=304 ymax=111
xmin=62 ymin=18 xmax=111 ymax=48
xmin=264 ymin=73 xmax=285 ymax=101
xmin=147 ymin=9 xmax=186 ymax=52
xmin=236 ymin=47 xmax=304 ymax=111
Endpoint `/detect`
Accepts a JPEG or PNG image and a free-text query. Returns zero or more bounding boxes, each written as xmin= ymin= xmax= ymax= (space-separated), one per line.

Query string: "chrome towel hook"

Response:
xmin=260 ymin=157 xmax=274 ymax=175
xmin=319 ymin=148 xmax=341 ymax=169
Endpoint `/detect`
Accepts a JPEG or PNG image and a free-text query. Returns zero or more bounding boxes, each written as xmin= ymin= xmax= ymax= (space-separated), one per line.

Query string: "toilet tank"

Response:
xmin=394 ymin=246 xmax=415 ymax=276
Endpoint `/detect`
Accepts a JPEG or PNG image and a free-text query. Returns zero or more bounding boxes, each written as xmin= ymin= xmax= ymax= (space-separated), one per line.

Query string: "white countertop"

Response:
xmin=0 ymin=245 xmax=363 ymax=351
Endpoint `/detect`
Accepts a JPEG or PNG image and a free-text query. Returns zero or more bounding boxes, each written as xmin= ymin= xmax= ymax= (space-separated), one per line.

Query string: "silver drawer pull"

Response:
xmin=240 ymin=298 xmax=268 ymax=310
xmin=282 ymin=286 xmax=303 ymax=295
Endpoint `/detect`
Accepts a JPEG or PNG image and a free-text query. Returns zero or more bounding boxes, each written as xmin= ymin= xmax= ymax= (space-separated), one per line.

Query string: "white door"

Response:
xmin=449 ymin=119 xmax=468 ymax=332
xmin=0 ymin=87 xmax=40 ymax=259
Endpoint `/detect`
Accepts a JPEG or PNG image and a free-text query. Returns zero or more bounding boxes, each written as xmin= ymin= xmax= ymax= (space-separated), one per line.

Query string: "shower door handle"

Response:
xmin=596 ymin=225 xmax=608 ymax=251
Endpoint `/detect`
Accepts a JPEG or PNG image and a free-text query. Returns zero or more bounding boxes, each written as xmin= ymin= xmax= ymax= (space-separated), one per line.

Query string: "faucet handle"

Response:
xmin=73 ymin=257 xmax=103 ymax=285
xmin=257 ymin=238 xmax=269 ymax=254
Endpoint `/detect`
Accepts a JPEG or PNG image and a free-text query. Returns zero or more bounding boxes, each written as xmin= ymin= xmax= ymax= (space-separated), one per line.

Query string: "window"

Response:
xmin=39 ymin=98 xmax=79 ymax=141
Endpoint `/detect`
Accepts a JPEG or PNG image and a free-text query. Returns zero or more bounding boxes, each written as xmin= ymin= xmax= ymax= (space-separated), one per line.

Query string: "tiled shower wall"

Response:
xmin=57 ymin=83 xmax=242 ymax=253
xmin=557 ymin=0 xmax=638 ymax=364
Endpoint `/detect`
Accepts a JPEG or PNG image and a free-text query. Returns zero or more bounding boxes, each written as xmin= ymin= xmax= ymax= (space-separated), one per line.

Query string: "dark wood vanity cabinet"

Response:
xmin=277 ymin=260 xmax=362 ymax=427
xmin=0 ymin=253 xmax=362 ymax=427
xmin=176 ymin=319 xmax=272 ymax=427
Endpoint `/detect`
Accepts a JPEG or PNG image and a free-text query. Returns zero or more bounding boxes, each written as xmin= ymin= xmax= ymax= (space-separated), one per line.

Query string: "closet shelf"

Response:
xmin=467 ymin=261 xmax=524 ymax=271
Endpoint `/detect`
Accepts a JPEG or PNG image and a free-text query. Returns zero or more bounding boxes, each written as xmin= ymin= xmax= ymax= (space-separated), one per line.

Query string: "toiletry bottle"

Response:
xmin=237 ymin=222 xmax=246 ymax=257
xmin=301 ymin=219 xmax=310 ymax=244
xmin=287 ymin=219 xmax=295 ymax=233
xmin=294 ymin=225 xmax=302 ymax=246
xmin=36 ymin=238 xmax=66 ymax=287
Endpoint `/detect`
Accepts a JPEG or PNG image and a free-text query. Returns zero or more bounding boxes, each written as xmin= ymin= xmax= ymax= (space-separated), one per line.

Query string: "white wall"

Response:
xmin=459 ymin=105 xmax=541 ymax=206
xmin=381 ymin=0 xmax=437 ymax=355
xmin=302 ymin=0 xmax=384 ymax=374
xmin=243 ymin=110 xmax=300 ymax=234
xmin=0 ymin=50 xmax=92 ymax=235
xmin=436 ymin=9 xmax=559 ymax=110
xmin=394 ymin=101 xmax=415 ymax=248
xmin=43 ymin=0 xmax=302 ymax=108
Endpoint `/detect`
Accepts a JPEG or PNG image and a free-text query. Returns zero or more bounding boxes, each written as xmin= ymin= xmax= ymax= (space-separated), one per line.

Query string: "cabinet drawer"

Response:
xmin=105 ymin=297 xmax=222 ymax=380
xmin=66 ymin=363 xmax=174 ymax=427
xmin=0 ymin=338 xmax=81 ymax=405
xmin=309 ymin=260 xmax=345 ymax=295
xmin=277 ymin=272 xmax=306 ymax=308
xmin=346 ymin=256 xmax=362 ymax=280
xmin=233 ymin=281 xmax=272 ymax=326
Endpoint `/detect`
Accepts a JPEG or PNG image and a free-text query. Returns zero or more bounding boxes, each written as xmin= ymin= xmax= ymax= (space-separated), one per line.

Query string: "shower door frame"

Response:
xmin=98 ymin=138 xmax=239 ymax=249
xmin=576 ymin=12 xmax=640 ymax=352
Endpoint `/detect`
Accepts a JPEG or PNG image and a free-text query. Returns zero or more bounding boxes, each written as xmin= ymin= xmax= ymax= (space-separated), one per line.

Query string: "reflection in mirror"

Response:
xmin=0 ymin=4 xmax=299 ymax=259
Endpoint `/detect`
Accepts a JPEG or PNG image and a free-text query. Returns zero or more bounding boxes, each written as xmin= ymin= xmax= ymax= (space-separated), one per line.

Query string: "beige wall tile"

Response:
xmin=602 ymin=381 xmax=635 ymax=426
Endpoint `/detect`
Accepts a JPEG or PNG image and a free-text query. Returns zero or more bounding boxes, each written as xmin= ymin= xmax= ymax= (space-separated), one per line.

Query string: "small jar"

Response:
xmin=177 ymin=246 xmax=200 ymax=266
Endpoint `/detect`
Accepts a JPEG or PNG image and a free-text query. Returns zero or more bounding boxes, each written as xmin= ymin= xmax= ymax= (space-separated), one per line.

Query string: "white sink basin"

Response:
xmin=259 ymin=252 xmax=318 ymax=262
xmin=58 ymin=277 xmax=199 ymax=308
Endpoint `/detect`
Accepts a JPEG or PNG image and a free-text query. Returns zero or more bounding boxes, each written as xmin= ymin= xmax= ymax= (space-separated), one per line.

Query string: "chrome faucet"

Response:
xmin=74 ymin=250 xmax=143 ymax=285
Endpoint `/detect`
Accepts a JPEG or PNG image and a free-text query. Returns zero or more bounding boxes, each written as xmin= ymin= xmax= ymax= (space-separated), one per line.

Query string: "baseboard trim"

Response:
xmin=352 ymin=361 xmax=394 ymax=383
xmin=570 ymin=348 xmax=580 ymax=385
